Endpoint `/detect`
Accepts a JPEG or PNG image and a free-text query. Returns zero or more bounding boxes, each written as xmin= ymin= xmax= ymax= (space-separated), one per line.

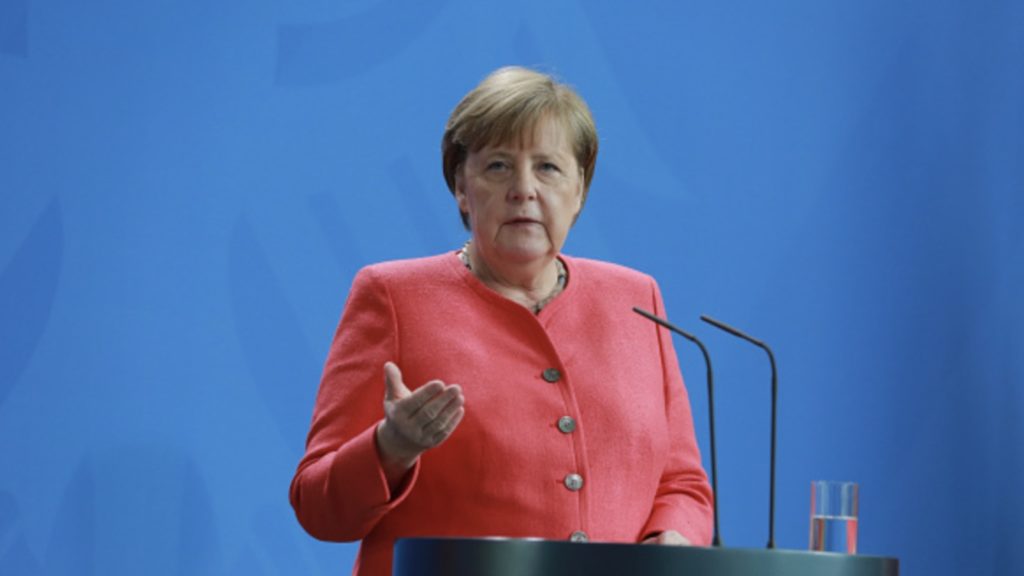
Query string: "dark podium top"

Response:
xmin=394 ymin=537 xmax=899 ymax=576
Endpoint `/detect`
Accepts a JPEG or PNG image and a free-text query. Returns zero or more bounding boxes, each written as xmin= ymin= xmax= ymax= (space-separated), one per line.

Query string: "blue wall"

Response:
xmin=2 ymin=1 xmax=1021 ymax=574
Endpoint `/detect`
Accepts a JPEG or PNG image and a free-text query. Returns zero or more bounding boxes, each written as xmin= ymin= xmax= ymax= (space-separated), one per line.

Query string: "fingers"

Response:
xmin=403 ymin=384 xmax=463 ymax=441
xmin=409 ymin=383 xmax=462 ymax=422
xmin=383 ymin=361 xmax=411 ymax=401
xmin=429 ymin=404 xmax=465 ymax=445
xmin=396 ymin=380 xmax=449 ymax=418
xmin=380 ymin=362 xmax=466 ymax=460
xmin=419 ymin=387 xmax=464 ymax=441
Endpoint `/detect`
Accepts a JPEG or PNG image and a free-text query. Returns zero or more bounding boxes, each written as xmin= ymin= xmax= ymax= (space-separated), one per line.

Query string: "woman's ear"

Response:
xmin=454 ymin=166 xmax=468 ymax=213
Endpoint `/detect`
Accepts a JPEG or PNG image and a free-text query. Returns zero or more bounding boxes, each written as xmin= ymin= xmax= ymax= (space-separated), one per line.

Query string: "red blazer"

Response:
xmin=290 ymin=252 xmax=713 ymax=576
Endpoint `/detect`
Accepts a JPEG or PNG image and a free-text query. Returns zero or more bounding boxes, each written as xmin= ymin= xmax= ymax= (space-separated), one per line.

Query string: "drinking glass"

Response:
xmin=809 ymin=480 xmax=858 ymax=554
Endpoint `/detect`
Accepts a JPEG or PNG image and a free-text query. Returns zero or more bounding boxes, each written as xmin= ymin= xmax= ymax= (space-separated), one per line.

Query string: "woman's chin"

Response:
xmin=491 ymin=243 xmax=554 ymax=265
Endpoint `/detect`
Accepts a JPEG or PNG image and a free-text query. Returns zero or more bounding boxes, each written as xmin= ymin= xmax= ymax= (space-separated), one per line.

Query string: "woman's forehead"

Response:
xmin=475 ymin=116 xmax=573 ymax=154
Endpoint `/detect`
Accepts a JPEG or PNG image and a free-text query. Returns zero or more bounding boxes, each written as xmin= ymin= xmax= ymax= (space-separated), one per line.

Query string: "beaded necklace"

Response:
xmin=458 ymin=242 xmax=567 ymax=314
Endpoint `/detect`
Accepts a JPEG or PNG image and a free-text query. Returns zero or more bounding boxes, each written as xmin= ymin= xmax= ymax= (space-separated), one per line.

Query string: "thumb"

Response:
xmin=383 ymin=361 xmax=410 ymax=400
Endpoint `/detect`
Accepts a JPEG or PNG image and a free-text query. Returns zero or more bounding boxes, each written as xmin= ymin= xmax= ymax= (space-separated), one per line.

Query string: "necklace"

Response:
xmin=458 ymin=242 xmax=567 ymax=314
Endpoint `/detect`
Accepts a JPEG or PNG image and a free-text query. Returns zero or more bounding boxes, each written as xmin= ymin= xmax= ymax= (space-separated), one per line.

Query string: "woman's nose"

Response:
xmin=508 ymin=166 xmax=538 ymax=201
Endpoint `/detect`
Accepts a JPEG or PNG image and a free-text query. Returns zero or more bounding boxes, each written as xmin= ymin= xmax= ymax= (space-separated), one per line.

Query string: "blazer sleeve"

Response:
xmin=289 ymin=266 xmax=420 ymax=541
xmin=640 ymin=278 xmax=715 ymax=545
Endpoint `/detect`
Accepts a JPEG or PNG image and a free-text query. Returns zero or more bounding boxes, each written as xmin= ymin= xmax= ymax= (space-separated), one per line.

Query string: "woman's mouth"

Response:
xmin=506 ymin=217 xmax=540 ymax=225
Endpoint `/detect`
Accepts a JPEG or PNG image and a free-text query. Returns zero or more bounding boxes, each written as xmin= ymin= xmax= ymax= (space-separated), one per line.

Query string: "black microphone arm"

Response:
xmin=700 ymin=314 xmax=777 ymax=550
xmin=632 ymin=307 xmax=722 ymax=547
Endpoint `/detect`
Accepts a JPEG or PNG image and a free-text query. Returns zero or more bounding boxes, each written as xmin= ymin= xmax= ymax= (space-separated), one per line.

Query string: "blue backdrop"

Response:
xmin=2 ymin=1 xmax=1022 ymax=574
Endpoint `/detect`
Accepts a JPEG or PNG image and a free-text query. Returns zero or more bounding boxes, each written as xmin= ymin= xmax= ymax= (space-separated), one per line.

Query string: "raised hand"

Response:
xmin=375 ymin=361 xmax=465 ymax=488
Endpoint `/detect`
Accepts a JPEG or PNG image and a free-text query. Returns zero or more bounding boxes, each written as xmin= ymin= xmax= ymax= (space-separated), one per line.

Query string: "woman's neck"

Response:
xmin=462 ymin=243 xmax=564 ymax=312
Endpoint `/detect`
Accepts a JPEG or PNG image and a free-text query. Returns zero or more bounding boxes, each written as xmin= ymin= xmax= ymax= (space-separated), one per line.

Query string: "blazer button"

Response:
xmin=564 ymin=473 xmax=584 ymax=491
xmin=569 ymin=530 xmax=589 ymax=542
xmin=557 ymin=416 xmax=576 ymax=434
xmin=542 ymin=368 xmax=561 ymax=383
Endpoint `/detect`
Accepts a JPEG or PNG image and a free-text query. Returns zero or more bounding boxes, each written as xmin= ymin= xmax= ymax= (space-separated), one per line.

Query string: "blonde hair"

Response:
xmin=442 ymin=66 xmax=598 ymax=228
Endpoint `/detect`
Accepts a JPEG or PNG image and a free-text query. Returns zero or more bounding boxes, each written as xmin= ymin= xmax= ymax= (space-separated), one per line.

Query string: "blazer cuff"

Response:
xmin=333 ymin=424 xmax=421 ymax=513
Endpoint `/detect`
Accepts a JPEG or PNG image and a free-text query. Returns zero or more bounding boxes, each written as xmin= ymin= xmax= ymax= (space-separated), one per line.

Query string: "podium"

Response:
xmin=394 ymin=537 xmax=899 ymax=576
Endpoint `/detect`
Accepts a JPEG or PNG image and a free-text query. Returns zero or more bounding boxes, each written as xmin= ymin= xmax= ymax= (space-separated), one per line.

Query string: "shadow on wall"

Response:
xmin=0 ymin=0 xmax=29 ymax=57
xmin=229 ymin=216 xmax=319 ymax=450
xmin=0 ymin=199 xmax=62 ymax=408
xmin=1 ymin=447 xmax=224 ymax=576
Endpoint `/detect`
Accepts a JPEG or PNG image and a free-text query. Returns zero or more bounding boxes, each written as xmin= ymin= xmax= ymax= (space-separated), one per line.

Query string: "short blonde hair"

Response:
xmin=442 ymin=66 xmax=599 ymax=228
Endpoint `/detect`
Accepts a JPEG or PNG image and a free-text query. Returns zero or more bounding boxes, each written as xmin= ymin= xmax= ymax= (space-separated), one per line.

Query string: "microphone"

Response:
xmin=700 ymin=314 xmax=777 ymax=550
xmin=633 ymin=307 xmax=722 ymax=547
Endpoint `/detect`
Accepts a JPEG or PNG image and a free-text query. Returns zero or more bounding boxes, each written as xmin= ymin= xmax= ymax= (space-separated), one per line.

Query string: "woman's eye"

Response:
xmin=540 ymin=162 xmax=560 ymax=173
xmin=486 ymin=161 xmax=509 ymax=171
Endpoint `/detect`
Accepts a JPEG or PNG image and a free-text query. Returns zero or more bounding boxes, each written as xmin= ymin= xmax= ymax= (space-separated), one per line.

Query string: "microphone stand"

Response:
xmin=701 ymin=314 xmax=777 ymax=550
xmin=633 ymin=307 xmax=722 ymax=547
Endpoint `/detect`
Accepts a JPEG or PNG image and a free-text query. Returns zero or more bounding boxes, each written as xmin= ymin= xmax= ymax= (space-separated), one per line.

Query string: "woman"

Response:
xmin=290 ymin=66 xmax=713 ymax=576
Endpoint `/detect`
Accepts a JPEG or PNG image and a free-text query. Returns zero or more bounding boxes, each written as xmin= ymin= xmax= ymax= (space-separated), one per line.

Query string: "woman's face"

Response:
xmin=455 ymin=117 xmax=583 ymax=268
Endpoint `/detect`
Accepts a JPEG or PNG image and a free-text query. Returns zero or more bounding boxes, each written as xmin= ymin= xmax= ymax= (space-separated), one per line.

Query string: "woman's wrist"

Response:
xmin=375 ymin=420 xmax=420 ymax=484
